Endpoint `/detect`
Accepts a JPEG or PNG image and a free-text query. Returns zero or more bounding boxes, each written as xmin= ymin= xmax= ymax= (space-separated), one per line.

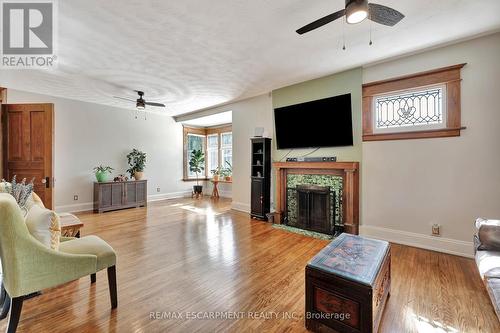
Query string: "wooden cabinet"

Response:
xmin=93 ymin=180 xmax=147 ymax=213
xmin=250 ymin=138 xmax=271 ymax=220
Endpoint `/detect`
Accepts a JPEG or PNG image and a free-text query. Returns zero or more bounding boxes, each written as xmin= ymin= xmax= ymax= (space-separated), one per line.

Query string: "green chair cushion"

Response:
xmin=59 ymin=235 xmax=116 ymax=271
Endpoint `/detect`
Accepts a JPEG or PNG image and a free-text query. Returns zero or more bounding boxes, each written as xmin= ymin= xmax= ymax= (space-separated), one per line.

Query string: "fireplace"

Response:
xmin=274 ymin=161 xmax=360 ymax=235
xmin=296 ymin=184 xmax=334 ymax=235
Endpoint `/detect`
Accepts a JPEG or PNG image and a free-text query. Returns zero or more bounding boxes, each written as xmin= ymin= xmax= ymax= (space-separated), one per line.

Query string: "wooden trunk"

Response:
xmin=305 ymin=234 xmax=391 ymax=333
xmin=93 ymin=180 xmax=147 ymax=213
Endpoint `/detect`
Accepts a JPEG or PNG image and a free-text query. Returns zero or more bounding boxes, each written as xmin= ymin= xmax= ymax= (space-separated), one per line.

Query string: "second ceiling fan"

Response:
xmin=296 ymin=0 xmax=404 ymax=35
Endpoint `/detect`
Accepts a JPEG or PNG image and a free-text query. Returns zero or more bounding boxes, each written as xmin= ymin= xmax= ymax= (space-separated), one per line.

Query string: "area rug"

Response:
xmin=272 ymin=224 xmax=334 ymax=240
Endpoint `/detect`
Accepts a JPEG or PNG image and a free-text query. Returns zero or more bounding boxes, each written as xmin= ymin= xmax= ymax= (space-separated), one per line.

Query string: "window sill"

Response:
xmin=182 ymin=178 xmax=209 ymax=182
xmin=363 ymin=127 xmax=466 ymax=142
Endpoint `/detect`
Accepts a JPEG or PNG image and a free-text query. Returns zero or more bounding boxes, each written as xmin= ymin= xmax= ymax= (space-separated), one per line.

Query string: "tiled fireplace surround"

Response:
xmin=273 ymin=162 xmax=360 ymax=235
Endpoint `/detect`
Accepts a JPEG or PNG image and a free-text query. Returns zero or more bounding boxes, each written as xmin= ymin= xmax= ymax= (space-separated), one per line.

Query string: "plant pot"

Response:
xmin=134 ymin=171 xmax=144 ymax=180
xmin=225 ymin=176 xmax=232 ymax=182
xmin=193 ymin=185 xmax=203 ymax=194
xmin=212 ymin=175 xmax=219 ymax=181
xmin=95 ymin=171 xmax=109 ymax=182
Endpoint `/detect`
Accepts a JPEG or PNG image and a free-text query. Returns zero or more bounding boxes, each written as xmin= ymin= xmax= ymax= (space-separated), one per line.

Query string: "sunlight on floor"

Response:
xmin=178 ymin=204 xmax=223 ymax=216
xmin=409 ymin=311 xmax=459 ymax=333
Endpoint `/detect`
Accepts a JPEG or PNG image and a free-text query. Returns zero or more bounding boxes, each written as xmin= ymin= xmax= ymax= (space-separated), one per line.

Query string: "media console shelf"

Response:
xmin=93 ymin=180 xmax=147 ymax=213
xmin=251 ymin=138 xmax=271 ymax=220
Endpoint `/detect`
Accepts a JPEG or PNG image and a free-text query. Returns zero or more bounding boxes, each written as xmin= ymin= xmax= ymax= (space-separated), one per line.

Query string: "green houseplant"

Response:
xmin=211 ymin=166 xmax=221 ymax=181
xmin=126 ymin=149 xmax=146 ymax=180
xmin=93 ymin=165 xmax=114 ymax=182
xmin=222 ymin=161 xmax=232 ymax=181
xmin=189 ymin=149 xmax=205 ymax=194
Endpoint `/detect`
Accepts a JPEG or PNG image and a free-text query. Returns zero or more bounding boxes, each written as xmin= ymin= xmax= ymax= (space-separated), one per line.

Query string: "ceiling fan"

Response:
xmin=296 ymin=0 xmax=404 ymax=35
xmin=114 ymin=90 xmax=166 ymax=110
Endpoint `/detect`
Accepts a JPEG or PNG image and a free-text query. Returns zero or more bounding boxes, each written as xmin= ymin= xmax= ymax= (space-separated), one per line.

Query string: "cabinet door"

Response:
xmin=100 ymin=184 xmax=112 ymax=208
xmin=251 ymin=178 xmax=264 ymax=216
xmin=111 ymin=183 xmax=123 ymax=207
xmin=136 ymin=181 xmax=146 ymax=203
xmin=124 ymin=182 xmax=137 ymax=205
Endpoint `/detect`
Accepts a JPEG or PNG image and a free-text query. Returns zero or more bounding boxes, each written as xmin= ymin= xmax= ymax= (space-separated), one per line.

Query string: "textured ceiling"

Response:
xmin=1 ymin=0 xmax=500 ymax=116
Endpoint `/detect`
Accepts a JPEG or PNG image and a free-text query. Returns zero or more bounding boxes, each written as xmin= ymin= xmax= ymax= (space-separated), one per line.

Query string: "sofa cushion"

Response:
xmin=485 ymin=278 xmax=500 ymax=320
xmin=25 ymin=205 xmax=61 ymax=250
xmin=475 ymin=218 xmax=500 ymax=251
xmin=476 ymin=250 xmax=500 ymax=279
xmin=59 ymin=235 xmax=116 ymax=271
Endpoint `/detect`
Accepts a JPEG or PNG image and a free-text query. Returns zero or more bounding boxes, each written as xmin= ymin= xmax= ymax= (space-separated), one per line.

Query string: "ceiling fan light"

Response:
xmin=346 ymin=0 xmax=368 ymax=24
xmin=347 ymin=10 xmax=367 ymax=24
xmin=136 ymin=100 xmax=146 ymax=110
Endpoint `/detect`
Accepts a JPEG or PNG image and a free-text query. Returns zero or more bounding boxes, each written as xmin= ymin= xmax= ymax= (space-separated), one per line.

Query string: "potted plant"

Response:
xmin=126 ymin=149 xmax=146 ymax=180
xmin=93 ymin=165 xmax=114 ymax=182
xmin=223 ymin=161 xmax=232 ymax=181
xmin=189 ymin=149 xmax=205 ymax=194
xmin=211 ymin=167 xmax=221 ymax=181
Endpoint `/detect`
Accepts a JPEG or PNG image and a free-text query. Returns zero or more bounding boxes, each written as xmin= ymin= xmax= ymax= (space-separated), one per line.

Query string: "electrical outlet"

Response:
xmin=156 ymin=187 xmax=160 ymax=192
xmin=73 ymin=195 xmax=79 ymax=201
xmin=432 ymin=224 xmax=440 ymax=236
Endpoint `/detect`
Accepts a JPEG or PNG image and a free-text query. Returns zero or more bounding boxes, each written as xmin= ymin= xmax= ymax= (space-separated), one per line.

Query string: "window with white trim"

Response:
xmin=373 ymin=84 xmax=446 ymax=134
xmin=221 ymin=132 xmax=232 ymax=169
xmin=183 ymin=126 xmax=232 ymax=180
xmin=186 ymin=133 xmax=206 ymax=179
xmin=207 ymin=134 xmax=219 ymax=174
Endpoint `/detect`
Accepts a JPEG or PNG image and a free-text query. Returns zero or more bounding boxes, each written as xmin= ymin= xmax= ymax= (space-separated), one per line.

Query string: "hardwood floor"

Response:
xmin=1 ymin=197 xmax=498 ymax=332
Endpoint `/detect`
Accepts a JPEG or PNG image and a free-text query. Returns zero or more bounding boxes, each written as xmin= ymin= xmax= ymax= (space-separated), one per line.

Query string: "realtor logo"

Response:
xmin=1 ymin=0 xmax=57 ymax=68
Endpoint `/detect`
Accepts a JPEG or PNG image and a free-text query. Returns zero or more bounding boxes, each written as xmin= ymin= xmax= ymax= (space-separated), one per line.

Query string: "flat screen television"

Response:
xmin=274 ymin=93 xmax=353 ymax=149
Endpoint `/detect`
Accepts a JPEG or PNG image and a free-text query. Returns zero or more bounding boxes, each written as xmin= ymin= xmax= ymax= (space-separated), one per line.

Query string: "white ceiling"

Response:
xmin=181 ymin=111 xmax=232 ymax=127
xmin=1 ymin=0 xmax=500 ymax=116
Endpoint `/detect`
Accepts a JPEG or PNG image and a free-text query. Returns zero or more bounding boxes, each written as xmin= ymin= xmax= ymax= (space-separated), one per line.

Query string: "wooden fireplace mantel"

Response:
xmin=273 ymin=161 xmax=360 ymax=235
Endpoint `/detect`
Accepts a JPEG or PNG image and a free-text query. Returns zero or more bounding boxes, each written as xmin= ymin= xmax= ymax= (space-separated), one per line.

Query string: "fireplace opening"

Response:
xmin=285 ymin=184 xmax=343 ymax=236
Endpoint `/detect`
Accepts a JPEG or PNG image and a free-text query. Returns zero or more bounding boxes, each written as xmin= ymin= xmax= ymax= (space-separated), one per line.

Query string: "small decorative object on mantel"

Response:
xmin=93 ymin=165 xmax=114 ymax=182
xmin=189 ymin=149 xmax=205 ymax=197
xmin=113 ymin=174 xmax=129 ymax=182
xmin=126 ymin=148 xmax=147 ymax=180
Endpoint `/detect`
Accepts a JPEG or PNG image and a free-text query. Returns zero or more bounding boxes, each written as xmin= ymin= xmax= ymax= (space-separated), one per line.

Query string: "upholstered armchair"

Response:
xmin=0 ymin=194 xmax=117 ymax=333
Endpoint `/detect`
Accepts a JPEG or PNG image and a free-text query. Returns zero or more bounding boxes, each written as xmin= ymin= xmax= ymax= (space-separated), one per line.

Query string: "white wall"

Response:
xmin=6 ymin=89 xmax=193 ymax=212
xmin=193 ymin=94 xmax=273 ymax=212
xmin=361 ymin=33 xmax=500 ymax=257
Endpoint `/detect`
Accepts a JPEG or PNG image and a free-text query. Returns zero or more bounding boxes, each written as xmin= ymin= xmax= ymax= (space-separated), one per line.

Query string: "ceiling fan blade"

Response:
xmin=368 ymin=3 xmax=404 ymax=26
xmin=114 ymin=96 xmax=136 ymax=102
xmin=296 ymin=9 xmax=345 ymax=35
xmin=145 ymin=102 xmax=166 ymax=107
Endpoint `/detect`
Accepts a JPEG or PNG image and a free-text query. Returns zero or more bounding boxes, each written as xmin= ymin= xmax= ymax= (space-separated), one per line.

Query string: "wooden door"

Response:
xmin=2 ymin=104 xmax=54 ymax=209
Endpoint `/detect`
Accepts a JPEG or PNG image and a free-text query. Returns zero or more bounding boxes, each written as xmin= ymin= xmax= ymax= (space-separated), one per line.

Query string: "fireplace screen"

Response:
xmin=285 ymin=174 xmax=343 ymax=236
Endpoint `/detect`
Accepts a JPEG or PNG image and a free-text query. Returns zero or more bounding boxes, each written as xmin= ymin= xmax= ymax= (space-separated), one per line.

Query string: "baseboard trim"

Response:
xmin=55 ymin=202 xmax=94 ymax=213
xmin=231 ymin=201 xmax=250 ymax=213
xmin=55 ymin=191 xmax=193 ymax=213
xmin=147 ymin=191 xmax=192 ymax=202
xmin=360 ymin=225 xmax=474 ymax=258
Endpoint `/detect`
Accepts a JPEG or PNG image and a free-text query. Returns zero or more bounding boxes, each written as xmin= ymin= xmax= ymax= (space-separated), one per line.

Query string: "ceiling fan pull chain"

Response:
xmin=369 ymin=19 xmax=373 ymax=46
xmin=342 ymin=16 xmax=346 ymax=50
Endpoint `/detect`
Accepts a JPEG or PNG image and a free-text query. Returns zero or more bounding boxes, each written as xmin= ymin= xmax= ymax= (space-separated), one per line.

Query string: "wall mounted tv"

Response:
xmin=274 ymin=93 xmax=353 ymax=149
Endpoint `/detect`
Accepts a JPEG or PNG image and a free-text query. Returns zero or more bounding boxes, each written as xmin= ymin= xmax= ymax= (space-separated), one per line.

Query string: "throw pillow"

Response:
xmin=25 ymin=205 xmax=61 ymax=250
xmin=476 ymin=218 xmax=500 ymax=251
xmin=0 ymin=176 xmax=35 ymax=214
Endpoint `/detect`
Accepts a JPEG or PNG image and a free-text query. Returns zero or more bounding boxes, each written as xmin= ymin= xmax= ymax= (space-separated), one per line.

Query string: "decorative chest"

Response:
xmin=305 ymin=233 xmax=391 ymax=333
